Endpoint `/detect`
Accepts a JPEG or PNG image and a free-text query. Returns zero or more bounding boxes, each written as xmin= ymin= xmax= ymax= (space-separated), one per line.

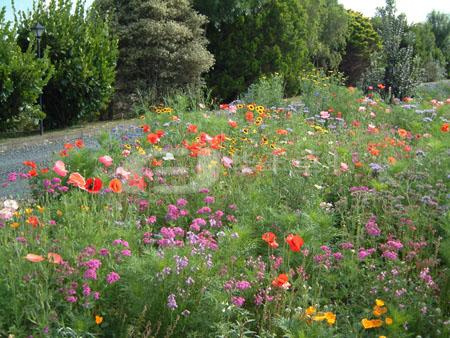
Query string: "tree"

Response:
xmin=311 ymin=0 xmax=349 ymax=70
xmin=0 ymin=7 xmax=53 ymax=132
xmin=368 ymin=0 xmax=421 ymax=99
xmin=195 ymin=0 xmax=310 ymax=101
xmin=340 ymin=10 xmax=381 ymax=85
xmin=411 ymin=22 xmax=446 ymax=82
xmin=93 ymin=0 xmax=214 ymax=106
xmin=15 ymin=0 xmax=118 ymax=128
xmin=426 ymin=11 xmax=450 ymax=77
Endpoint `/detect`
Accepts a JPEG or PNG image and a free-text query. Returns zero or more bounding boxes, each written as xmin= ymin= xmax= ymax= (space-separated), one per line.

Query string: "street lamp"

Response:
xmin=32 ymin=23 xmax=45 ymax=135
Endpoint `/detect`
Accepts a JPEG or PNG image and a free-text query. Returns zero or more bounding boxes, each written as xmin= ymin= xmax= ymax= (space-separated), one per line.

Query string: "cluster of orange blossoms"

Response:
xmin=361 ymin=299 xmax=393 ymax=331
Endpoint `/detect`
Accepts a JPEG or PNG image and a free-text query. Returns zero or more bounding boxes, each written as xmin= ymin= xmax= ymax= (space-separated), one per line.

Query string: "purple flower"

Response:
xmin=83 ymin=269 xmax=98 ymax=280
xmin=340 ymin=242 xmax=354 ymax=250
xmin=365 ymin=215 xmax=381 ymax=236
xmin=66 ymin=296 xmax=77 ymax=303
xmin=106 ymin=272 xmax=120 ymax=284
xmin=121 ymin=249 xmax=132 ymax=256
xmin=99 ymin=248 xmax=109 ymax=256
xmin=235 ymin=281 xmax=251 ymax=290
xmin=82 ymin=284 xmax=91 ymax=296
xmin=167 ymin=294 xmax=177 ymax=310
xmin=231 ymin=296 xmax=245 ymax=307
xmin=93 ymin=291 xmax=100 ymax=300
xmin=84 ymin=259 xmax=102 ymax=270
xmin=204 ymin=196 xmax=215 ymax=204
xmin=176 ymin=198 xmax=188 ymax=207
xmin=382 ymin=251 xmax=398 ymax=260
xmin=146 ymin=216 xmax=157 ymax=224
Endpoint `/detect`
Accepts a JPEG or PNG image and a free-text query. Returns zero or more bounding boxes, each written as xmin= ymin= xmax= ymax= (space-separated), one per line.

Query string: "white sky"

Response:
xmin=338 ymin=0 xmax=450 ymax=23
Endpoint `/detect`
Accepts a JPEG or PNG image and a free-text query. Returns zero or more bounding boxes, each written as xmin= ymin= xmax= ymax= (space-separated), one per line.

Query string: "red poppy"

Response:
xmin=64 ymin=143 xmax=74 ymax=150
xmin=245 ymin=111 xmax=254 ymax=122
xmin=28 ymin=169 xmax=38 ymax=177
xmin=141 ymin=124 xmax=151 ymax=133
xmin=272 ymin=273 xmax=289 ymax=288
xmin=262 ymin=232 xmax=279 ymax=249
xmin=228 ymin=120 xmax=238 ymax=128
xmin=285 ymin=234 xmax=304 ymax=252
xmin=147 ymin=133 xmax=160 ymax=144
xmin=75 ymin=139 xmax=85 ymax=148
xmin=276 ymin=129 xmax=288 ymax=135
xmin=441 ymin=123 xmax=449 ymax=133
xmin=187 ymin=124 xmax=198 ymax=133
xmin=40 ymin=168 xmax=49 ymax=174
xmin=352 ymin=120 xmax=361 ymax=127
xmin=155 ymin=130 xmax=165 ymax=138
xmin=27 ymin=216 xmax=40 ymax=228
xmin=23 ymin=161 xmax=37 ymax=169
xmin=59 ymin=150 xmax=68 ymax=157
xmin=85 ymin=177 xmax=102 ymax=193
xmin=377 ymin=84 xmax=385 ymax=89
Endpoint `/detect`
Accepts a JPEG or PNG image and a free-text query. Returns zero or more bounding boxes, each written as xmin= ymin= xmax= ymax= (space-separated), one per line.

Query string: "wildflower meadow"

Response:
xmin=1 ymin=83 xmax=449 ymax=337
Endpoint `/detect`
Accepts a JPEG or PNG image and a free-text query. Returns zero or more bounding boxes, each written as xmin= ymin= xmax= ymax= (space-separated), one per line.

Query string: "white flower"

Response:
xmin=4 ymin=199 xmax=19 ymax=210
xmin=163 ymin=152 xmax=175 ymax=161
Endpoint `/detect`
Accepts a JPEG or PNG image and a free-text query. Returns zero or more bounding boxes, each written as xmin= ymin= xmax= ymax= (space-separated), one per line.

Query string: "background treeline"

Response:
xmin=0 ymin=0 xmax=449 ymax=132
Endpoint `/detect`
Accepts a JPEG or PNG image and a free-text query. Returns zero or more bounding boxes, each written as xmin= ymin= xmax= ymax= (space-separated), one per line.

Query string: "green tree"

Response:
xmin=0 ymin=7 xmax=53 ymax=132
xmin=340 ymin=10 xmax=381 ymax=85
xmin=411 ymin=22 xmax=446 ymax=82
xmin=196 ymin=0 xmax=310 ymax=101
xmin=93 ymin=0 xmax=214 ymax=107
xmin=368 ymin=0 xmax=421 ymax=99
xmin=15 ymin=0 xmax=118 ymax=128
xmin=426 ymin=11 xmax=450 ymax=77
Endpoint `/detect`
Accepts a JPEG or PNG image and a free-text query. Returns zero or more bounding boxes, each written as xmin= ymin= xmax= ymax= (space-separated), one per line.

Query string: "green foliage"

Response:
xmin=340 ymin=10 xmax=382 ymax=85
xmin=0 ymin=8 xmax=52 ymax=132
xmin=364 ymin=0 xmax=422 ymax=99
xmin=93 ymin=0 xmax=214 ymax=109
xmin=240 ymin=73 xmax=284 ymax=107
xmin=427 ymin=11 xmax=450 ymax=77
xmin=15 ymin=0 xmax=118 ymax=129
xmin=200 ymin=0 xmax=310 ymax=101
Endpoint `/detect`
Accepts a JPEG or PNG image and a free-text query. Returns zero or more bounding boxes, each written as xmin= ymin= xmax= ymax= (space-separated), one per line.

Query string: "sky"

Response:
xmin=338 ymin=0 xmax=449 ymax=23
xmin=1 ymin=0 xmax=449 ymax=23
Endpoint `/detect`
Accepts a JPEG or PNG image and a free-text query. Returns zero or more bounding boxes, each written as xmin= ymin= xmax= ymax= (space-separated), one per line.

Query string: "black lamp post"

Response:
xmin=32 ymin=23 xmax=45 ymax=135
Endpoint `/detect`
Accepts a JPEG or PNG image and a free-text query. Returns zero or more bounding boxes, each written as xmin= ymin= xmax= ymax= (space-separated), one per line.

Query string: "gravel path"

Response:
xmin=0 ymin=119 xmax=139 ymax=199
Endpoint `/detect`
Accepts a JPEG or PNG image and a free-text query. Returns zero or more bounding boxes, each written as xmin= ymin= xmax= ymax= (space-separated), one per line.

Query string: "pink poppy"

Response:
xmin=25 ymin=254 xmax=45 ymax=263
xmin=116 ymin=167 xmax=131 ymax=180
xmin=99 ymin=155 xmax=113 ymax=167
xmin=221 ymin=156 xmax=233 ymax=168
xmin=53 ymin=160 xmax=68 ymax=177
xmin=68 ymin=172 xmax=86 ymax=189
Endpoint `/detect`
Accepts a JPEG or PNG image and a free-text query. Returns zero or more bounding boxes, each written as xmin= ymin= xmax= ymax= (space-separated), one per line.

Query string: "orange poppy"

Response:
xmin=27 ymin=216 xmax=39 ymax=228
xmin=272 ymin=273 xmax=289 ymax=287
xmin=262 ymin=232 xmax=279 ymax=248
xmin=187 ymin=124 xmax=198 ymax=133
xmin=441 ymin=123 xmax=449 ymax=132
xmin=28 ymin=169 xmax=38 ymax=177
xmin=75 ymin=139 xmax=85 ymax=148
xmin=361 ymin=318 xmax=383 ymax=329
xmin=23 ymin=161 xmax=37 ymax=169
xmin=68 ymin=172 xmax=86 ymax=189
xmin=276 ymin=129 xmax=288 ymax=135
xmin=64 ymin=143 xmax=74 ymax=150
xmin=228 ymin=120 xmax=238 ymax=128
xmin=245 ymin=111 xmax=254 ymax=122
xmin=95 ymin=315 xmax=103 ymax=325
xmin=25 ymin=254 xmax=45 ymax=263
xmin=147 ymin=133 xmax=160 ymax=144
xmin=47 ymin=252 xmax=63 ymax=264
xmin=285 ymin=234 xmax=304 ymax=252
xmin=109 ymin=178 xmax=123 ymax=193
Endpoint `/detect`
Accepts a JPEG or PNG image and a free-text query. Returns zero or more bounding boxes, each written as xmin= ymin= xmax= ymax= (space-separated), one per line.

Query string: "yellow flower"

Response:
xmin=312 ymin=314 xmax=326 ymax=321
xmin=385 ymin=317 xmax=393 ymax=325
xmin=139 ymin=115 xmax=145 ymax=120
xmin=95 ymin=315 xmax=103 ymax=325
xmin=36 ymin=206 xmax=45 ymax=213
xmin=242 ymin=128 xmax=249 ymax=134
xmin=10 ymin=222 xmax=20 ymax=229
xmin=373 ymin=306 xmax=388 ymax=317
xmin=379 ymin=336 xmax=387 ymax=338
xmin=124 ymin=144 xmax=132 ymax=150
xmin=305 ymin=306 xmax=316 ymax=316
xmin=361 ymin=318 xmax=383 ymax=329
xmin=325 ymin=312 xmax=336 ymax=325
xmin=247 ymin=104 xmax=255 ymax=111
xmin=375 ymin=299 xmax=385 ymax=307
xmin=236 ymin=104 xmax=244 ymax=109
xmin=56 ymin=210 xmax=63 ymax=217
xmin=13 ymin=211 xmax=21 ymax=217
xmin=25 ymin=208 xmax=33 ymax=215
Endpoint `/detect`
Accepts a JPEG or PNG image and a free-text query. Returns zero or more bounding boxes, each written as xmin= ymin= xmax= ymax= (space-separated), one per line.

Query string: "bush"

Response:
xmin=240 ymin=73 xmax=285 ymax=108
xmin=15 ymin=0 xmax=118 ymax=129
xmin=0 ymin=8 xmax=52 ymax=132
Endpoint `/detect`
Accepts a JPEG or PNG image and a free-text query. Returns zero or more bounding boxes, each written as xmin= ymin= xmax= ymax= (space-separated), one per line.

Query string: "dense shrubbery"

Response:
xmin=0 ymin=8 xmax=52 ymax=132
xmin=15 ymin=0 xmax=118 ymax=129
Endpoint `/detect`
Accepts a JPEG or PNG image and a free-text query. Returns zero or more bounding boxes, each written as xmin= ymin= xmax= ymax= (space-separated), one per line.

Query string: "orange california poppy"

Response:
xmin=109 ymin=178 xmax=123 ymax=193
xmin=25 ymin=254 xmax=45 ymax=263
xmin=285 ymin=234 xmax=304 ymax=252
xmin=95 ymin=315 xmax=103 ymax=325
xmin=361 ymin=318 xmax=383 ymax=329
